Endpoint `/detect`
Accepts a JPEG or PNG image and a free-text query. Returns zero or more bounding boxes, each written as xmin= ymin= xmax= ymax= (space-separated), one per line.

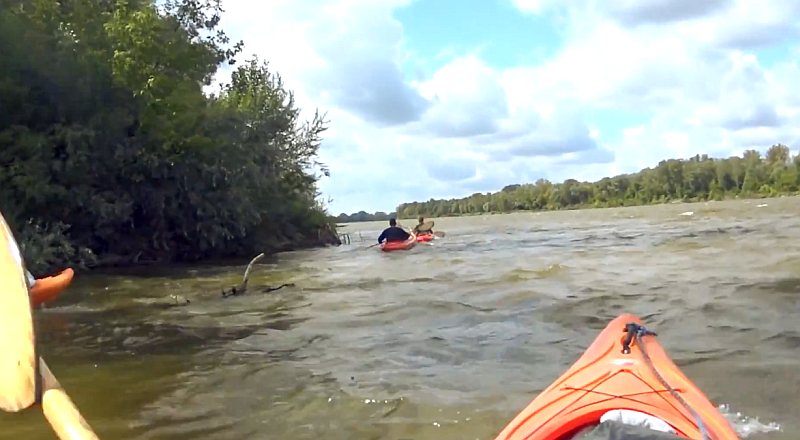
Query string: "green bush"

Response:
xmin=0 ymin=0 xmax=336 ymax=272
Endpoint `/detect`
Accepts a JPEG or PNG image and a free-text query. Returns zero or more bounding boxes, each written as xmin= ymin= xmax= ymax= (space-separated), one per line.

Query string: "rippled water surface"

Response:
xmin=3 ymin=198 xmax=799 ymax=439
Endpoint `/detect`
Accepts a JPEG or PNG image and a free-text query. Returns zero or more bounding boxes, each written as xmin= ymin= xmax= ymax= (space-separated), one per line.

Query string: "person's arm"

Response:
xmin=378 ymin=230 xmax=386 ymax=244
xmin=402 ymin=229 xmax=411 ymax=240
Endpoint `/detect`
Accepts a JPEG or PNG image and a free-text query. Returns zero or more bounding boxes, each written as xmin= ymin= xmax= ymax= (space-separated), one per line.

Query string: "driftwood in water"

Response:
xmin=221 ymin=253 xmax=295 ymax=298
xmin=221 ymin=283 xmax=295 ymax=298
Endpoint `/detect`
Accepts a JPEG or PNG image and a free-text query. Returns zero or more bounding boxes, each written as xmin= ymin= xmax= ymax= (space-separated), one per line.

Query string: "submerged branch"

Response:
xmin=239 ymin=252 xmax=265 ymax=292
xmin=220 ymin=253 xmax=293 ymax=298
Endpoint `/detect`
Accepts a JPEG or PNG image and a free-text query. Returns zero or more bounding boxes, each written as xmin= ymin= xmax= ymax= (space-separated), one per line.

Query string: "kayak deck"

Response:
xmin=31 ymin=268 xmax=74 ymax=307
xmin=494 ymin=314 xmax=739 ymax=440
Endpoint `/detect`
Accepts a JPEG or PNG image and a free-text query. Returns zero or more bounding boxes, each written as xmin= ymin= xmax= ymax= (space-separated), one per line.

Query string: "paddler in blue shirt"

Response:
xmin=378 ymin=218 xmax=411 ymax=244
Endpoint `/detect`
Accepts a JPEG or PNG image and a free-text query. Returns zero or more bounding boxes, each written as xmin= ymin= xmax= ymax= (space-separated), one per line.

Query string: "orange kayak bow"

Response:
xmin=495 ymin=314 xmax=739 ymax=440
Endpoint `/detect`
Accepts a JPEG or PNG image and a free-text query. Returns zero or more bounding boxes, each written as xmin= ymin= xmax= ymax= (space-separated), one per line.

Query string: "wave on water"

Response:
xmin=32 ymin=198 xmax=800 ymax=440
xmin=719 ymin=404 xmax=782 ymax=438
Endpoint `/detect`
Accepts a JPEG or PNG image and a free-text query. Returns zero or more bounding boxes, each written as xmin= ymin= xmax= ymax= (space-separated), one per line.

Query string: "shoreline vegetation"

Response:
xmin=1 ymin=0 xmax=340 ymax=276
xmin=339 ymin=145 xmax=799 ymax=222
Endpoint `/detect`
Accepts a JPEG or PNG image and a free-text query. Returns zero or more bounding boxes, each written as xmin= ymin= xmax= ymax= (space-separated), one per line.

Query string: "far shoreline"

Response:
xmin=338 ymin=192 xmax=795 ymax=227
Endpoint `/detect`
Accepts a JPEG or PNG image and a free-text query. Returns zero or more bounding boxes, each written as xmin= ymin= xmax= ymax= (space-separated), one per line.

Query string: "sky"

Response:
xmin=213 ymin=0 xmax=800 ymax=215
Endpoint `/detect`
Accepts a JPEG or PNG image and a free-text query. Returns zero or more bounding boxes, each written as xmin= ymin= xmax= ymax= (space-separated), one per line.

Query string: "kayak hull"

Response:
xmin=380 ymin=235 xmax=417 ymax=252
xmin=494 ymin=314 xmax=739 ymax=440
xmin=31 ymin=268 xmax=74 ymax=307
xmin=416 ymin=233 xmax=434 ymax=242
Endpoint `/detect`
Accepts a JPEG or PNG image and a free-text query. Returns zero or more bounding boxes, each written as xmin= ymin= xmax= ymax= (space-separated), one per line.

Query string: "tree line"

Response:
xmin=341 ymin=144 xmax=799 ymax=222
xmin=396 ymin=145 xmax=797 ymax=218
xmin=1 ymin=0 xmax=338 ymax=274
xmin=332 ymin=211 xmax=393 ymax=223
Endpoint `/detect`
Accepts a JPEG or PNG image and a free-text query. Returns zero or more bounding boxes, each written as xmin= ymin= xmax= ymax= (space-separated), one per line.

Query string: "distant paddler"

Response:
xmin=413 ymin=216 xmax=433 ymax=236
xmin=412 ymin=216 xmax=446 ymax=238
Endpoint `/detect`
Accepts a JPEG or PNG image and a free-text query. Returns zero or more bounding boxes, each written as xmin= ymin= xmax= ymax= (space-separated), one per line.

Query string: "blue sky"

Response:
xmin=395 ymin=0 xmax=563 ymax=72
xmin=216 ymin=0 xmax=800 ymax=214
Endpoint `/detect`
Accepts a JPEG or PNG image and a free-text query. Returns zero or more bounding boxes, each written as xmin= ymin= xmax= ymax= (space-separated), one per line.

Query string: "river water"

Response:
xmin=2 ymin=198 xmax=798 ymax=440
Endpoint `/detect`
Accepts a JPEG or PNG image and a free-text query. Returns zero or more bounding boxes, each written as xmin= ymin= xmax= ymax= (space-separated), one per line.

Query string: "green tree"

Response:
xmin=0 ymin=0 xmax=338 ymax=274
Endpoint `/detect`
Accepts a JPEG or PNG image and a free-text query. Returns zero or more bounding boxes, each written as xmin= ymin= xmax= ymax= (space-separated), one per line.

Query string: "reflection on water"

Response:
xmin=3 ymin=198 xmax=799 ymax=439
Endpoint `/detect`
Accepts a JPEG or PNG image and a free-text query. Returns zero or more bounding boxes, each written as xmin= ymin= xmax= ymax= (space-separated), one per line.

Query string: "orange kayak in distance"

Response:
xmin=416 ymin=233 xmax=434 ymax=242
xmin=495 ymin=313 xmax=740 ymax=440
xmin=380 ymin=234 xmax=417 ymax=252
xmin=31 ymin=268 xmax=74 ymax=307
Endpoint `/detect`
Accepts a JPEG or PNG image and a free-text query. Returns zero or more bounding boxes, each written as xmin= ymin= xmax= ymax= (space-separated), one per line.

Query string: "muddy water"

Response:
xmin=3 ymin=198 xmax=799 ymax=439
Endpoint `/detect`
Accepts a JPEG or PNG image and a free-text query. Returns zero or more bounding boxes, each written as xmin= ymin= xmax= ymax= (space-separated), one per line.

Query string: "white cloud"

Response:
xmin=503 ymin=0 xmax=800 ymax=167
xmin=412 ymin=55 xmax=509 ymax=138
xmin=217 ymin=0 xmax=800 ymax=213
